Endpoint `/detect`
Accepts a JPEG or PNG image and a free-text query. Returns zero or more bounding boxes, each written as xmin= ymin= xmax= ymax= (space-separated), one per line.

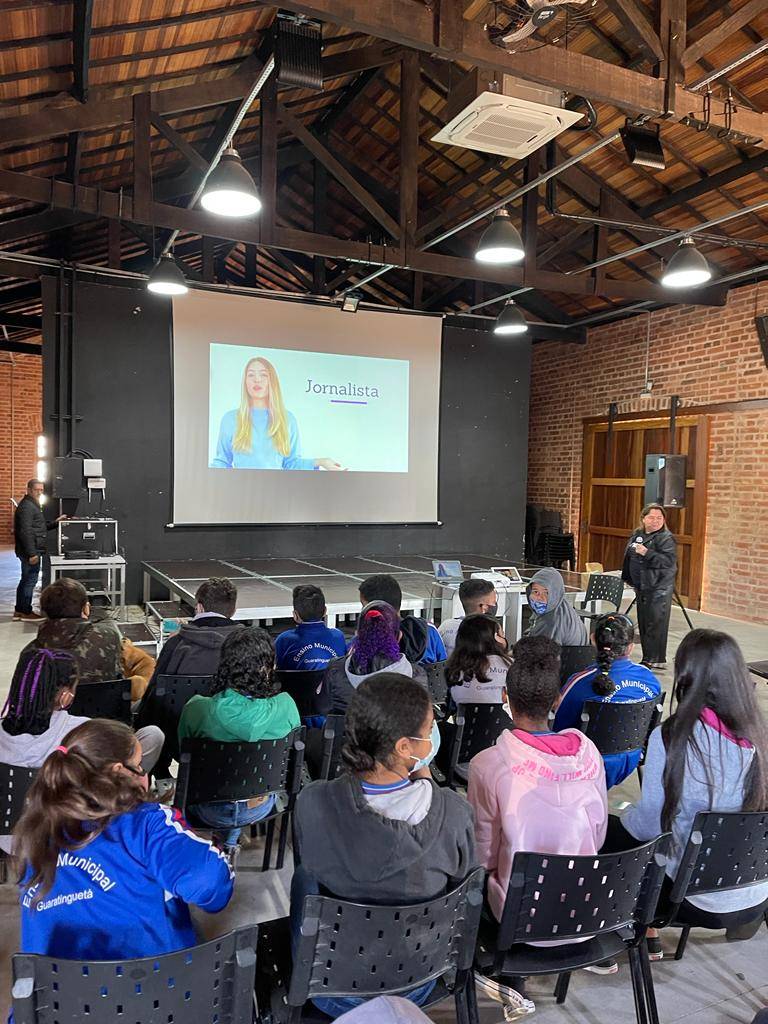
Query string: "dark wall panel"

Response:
xmin=43 ymin=279 xmax=530 ymax=601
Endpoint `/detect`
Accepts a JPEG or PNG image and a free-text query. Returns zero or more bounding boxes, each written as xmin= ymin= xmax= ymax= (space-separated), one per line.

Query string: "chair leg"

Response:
xmin=275 ymin=811 xmax=290 ymax=870
xmin=464 ymin=970 xmax=481 ymax=1024
xmin=674 ymin=926 xmax=691 ymax=961
xmin=261 ymin=817 xmax=276 ymax=872
xmin=639 ymin=940 xmax=660 ymax=1024
xmin=454 ymin=972 xmax=471 ymax=1024
xmin=627 ymin=946 xmax=649 ymax=1024
xmin=554 ymin=971 xmax=571 ymax=1004
xmin=637 ymin=764 xmax=644 ymax=785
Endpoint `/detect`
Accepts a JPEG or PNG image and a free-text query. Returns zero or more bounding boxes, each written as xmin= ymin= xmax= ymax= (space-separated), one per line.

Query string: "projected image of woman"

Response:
xmin=211 ymin=357 xmax=344 ymax=471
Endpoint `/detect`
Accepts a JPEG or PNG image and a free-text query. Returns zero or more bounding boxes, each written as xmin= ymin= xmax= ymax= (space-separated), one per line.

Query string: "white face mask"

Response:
xmin=407 ymin=721 xmax=441 ymax=773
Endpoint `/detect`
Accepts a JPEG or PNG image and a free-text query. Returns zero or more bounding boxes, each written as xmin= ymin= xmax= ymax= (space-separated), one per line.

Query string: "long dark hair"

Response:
xmin=591 ymin=613 xmax=635 ymax=697
xmin=350 ymin=602 xmax=401 ymax=674
xmin=14 ymin=719 xmax=145 ymax=899
xmin=2 ymin=649 xmax=76 ymax=736
xmin=660 ymin=629 xmax=768 ymax=832
xmin=342 ymin=674 xmax=430 ymax=775
xmin=212 ymin=625 xmax=277 ymax=699
xmin=446 ymin=614 xmax=509 ymax=685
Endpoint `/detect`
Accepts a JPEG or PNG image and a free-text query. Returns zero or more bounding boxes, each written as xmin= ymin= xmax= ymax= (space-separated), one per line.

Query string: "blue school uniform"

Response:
xmin=275 ymin=620 xmax=348 ymax=671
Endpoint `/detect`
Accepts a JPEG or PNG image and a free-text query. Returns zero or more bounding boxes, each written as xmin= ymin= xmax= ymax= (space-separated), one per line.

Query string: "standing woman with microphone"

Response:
xmin=622 ymin=503 xmax=677 ymax=669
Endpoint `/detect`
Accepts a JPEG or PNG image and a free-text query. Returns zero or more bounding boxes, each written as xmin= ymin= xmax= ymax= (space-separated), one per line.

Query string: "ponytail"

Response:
xmin=592 ymin=613 xmax=635 ymax=697
xmin=342 ymin=674 xmax=430 ymax=775
xmin=14 ymin=719 xmax=144 ymax=900
xmin=2 ymin=649 xmax=75 ymax=737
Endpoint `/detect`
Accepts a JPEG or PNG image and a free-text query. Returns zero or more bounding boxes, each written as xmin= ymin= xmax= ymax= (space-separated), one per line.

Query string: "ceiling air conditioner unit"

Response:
xmin=432 ymin=72 xmax=585 ymax=160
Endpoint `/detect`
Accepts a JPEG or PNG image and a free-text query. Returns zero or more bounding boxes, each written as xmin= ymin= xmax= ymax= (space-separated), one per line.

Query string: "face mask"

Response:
xmin=408 ymin=720 xmax=441 ymax=773
xmin=529 ymin=599 xmax=547 ymax=615
xmin=484 ymin=603 xmax=498 ymax=619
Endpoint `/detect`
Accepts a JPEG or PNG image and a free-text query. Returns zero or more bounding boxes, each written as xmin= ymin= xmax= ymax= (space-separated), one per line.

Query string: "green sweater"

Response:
xmin=178 ymin=688 xmax=300 ymax=745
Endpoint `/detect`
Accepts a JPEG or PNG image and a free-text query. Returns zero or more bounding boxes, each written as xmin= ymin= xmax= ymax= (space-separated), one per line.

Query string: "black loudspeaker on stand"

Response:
xmin=644 ymin=454 xmax=686 ymax=508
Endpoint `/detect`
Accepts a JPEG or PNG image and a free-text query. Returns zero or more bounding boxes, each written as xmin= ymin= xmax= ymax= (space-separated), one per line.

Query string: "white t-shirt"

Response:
xmin=438 ymin=616 xmax=464 ymax=656
xmin=449 ymin=654 xmax=510 ymax=706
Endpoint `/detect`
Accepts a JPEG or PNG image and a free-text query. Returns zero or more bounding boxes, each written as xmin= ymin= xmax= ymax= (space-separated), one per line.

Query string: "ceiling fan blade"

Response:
xmin=500 ymin=17 xmax=539 ymax=43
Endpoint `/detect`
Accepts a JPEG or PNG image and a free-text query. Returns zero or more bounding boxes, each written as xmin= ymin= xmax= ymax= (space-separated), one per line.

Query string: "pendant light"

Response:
xmin=475 ymin=208 xmax=525 ymax=265
xmin=660 ymin=236 xmax=712 ymax=288
xmin=147 ymin=253 xmax=188 ymax=296
xmin=493 ymin=300 xmax=528 ymax=336
xmin=200 ymin=148 xmax=262 ymax=217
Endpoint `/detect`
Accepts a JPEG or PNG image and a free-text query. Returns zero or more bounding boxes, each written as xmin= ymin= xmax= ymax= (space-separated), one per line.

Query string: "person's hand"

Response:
xmin=634 ymin=543 xmax=648 ymax=556
xmin=316 ymin=458 xmax=347 ymax=471
xmin=495 ymin=630 xmax=507 ymax=650
xmin=28 ymin=555 xmax=39 ymax=566
xmin=55 ymin=514 xmax=67 ymax=522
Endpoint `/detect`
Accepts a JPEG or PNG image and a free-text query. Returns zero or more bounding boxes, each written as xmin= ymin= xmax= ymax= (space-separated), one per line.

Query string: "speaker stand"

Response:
xmin=625 ymin=588 xmax=694 ymax=633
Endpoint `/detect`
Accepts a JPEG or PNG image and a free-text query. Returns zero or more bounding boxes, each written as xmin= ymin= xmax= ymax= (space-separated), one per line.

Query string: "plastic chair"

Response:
xmin=0 ymin=763 xmax=37 ymax=883
xmin=658 ymin=810 xmax=768 ymax=960
xmin=559 ymin=644 xmax=596 ymax=685
xmin=579 ymin=696 xmax=663 ymax=759
xmin=69 ymin=678 xmax=132 ymax=724
xmin=274 ymin=669 xmax=328 ymax=720
xmin=173 ymin=729 xmax=305 ymax=871
xmin=142 ymin=673 xmax=215 ymax=767
xmin=536 ymin=531 xmax=576 ymax=571
xmin=475 ymin=838 xmax=669 ymax=1024
xmin=11 ymin=925 xmax=258 ymax=1024
xmin=255 ymin=867 xmax=485 ymax=1024
xmin=445 ymin=703 xmax=514 ymax=789
xmin=576 ymin=573 xmax=625 ymax=621
xmin=318 ymin=714 xmax=346 ymax=781
xmin=425 ymin=660 xmax=448 ymax=705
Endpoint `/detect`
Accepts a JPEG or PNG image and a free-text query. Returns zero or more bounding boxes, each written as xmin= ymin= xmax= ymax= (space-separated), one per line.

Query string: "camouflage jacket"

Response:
xmin=23 ymin=617 xmax=123 ymax=685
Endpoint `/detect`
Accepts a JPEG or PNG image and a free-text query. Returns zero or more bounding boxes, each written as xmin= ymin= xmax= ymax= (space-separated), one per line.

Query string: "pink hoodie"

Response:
xmin=467 ymin=729 xmax=608 ymax=922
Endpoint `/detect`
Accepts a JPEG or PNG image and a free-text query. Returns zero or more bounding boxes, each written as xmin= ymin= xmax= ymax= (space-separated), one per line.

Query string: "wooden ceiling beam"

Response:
xmin=0 ymin=311 xmax=43 ymax=330
xmin=603 ymin=0 xmax=665 ymax=63
xmin=640 ymin=150 xmax=768 ymax=216
xmin=71 ymin=0 xmax=94 ymax=103
xmin=682 ymin=0 xmax=768 ymax=68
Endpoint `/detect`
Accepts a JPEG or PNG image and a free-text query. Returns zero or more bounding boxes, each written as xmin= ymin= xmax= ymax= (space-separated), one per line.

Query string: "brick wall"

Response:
xmin=527 ymin=282 xmax=768 ymax=622
xmin=0 ymin=352 xmax=43 ymax=545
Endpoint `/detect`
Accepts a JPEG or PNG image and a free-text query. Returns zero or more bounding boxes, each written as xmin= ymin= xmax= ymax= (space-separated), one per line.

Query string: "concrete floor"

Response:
xmin=0 ymin=547 xmax=767 ymax=1022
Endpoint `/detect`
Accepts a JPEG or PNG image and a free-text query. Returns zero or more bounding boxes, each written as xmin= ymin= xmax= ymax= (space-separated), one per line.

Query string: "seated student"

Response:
xmin=292 ymin=674 xmax=475 ymax=1018
xmin=275 ymin=584 xmax=347 ymax=671
xmin=445 ymin=614 xmax=510 ymax=706
xmin=0 ymin=650 xmax=164 ymax=853
xmin=20 ymin=578 xmax=123 ymax=687
xmin=359 ymin=574 xmax=447 ymax=665
xmin=324 ymin=602 xmax=427 ymax=716
xmin=178 ymin=626 xmax=300 ymax=851
xmin=438 ymin=578 xmax=498 ymax=657
xmin=605 ymin=629 xmax=768 ymax=960
xmin=554 ymin=613 xmax=662 ymax=788
xmin=526 ymin=567 xmax=588 ymax=647
xmin=15 ymin=718 xmax=233 ymax=960
xmin=468 ymin=636 xmax=609 ymax=1015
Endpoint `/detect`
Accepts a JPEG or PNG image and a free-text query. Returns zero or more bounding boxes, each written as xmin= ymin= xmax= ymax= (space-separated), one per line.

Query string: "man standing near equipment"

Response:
xmin=13 ymin=479 xmax=63 ymax=621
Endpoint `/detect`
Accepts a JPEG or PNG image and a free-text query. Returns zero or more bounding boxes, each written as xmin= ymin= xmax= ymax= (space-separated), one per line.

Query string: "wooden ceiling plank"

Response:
xmin=682 ymin=0 xmax=768 ymax=68
xmin=71 ymin=0 xmax=94 ymax=104
xmin=149 ymin=111 xmax=209 ymax=175
xmin=640 ymin=150 xmax=768 ymax=216
xmin=603 ymin=0 xmax=665 ymax=63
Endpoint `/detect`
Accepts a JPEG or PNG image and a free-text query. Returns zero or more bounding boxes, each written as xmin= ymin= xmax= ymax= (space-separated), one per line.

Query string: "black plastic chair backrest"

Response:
xmin=319 ymin=714 xmax=346 ymax=780
xmin=425 ymin=660 xmax=448 ymax=704
xmin=580 ymin=696 xmax=663 ymax=755
xmin=11 ymin=925 xmax=257 ymax=1024
xmin=69 ymin=679 xmax=132 ymax=725
xmin=287 ymin=867 xmax=485 ymax=1005
xmin=559 ymin=645 xmax=596 ymax=685
xmin=0 ymin=763 xmax=37 ymax=832
xmin=155 ymin=673 xmax=215 ymax=719
xmin=456 ymin=702 xmax=514 ymax=764
xmin=677 ymin=811 xmax=768 ymax=898
xmin=496 ymin=838 xmax=668 ymax=953
xmin=582 ymin=573 xmax=625 ymax=609
xmin=274 ymin=669 xmax=328 ymax=719
xmin=173 ymin=729 xmax=305 ymax=812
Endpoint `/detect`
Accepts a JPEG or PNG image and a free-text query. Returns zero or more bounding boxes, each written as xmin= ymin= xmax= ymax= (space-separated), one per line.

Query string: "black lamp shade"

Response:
xmin=475 ymin=209 xmax=525 ymax=264
xmin=661 ymin=237 xmax=712 ymax=288
xmin=147 ymin=254 xmax=188 ymax=296
xmin=493 ymin=300 xmax=528 ymax=336
xmin=200 ymin=148 xmax=262 ymax=217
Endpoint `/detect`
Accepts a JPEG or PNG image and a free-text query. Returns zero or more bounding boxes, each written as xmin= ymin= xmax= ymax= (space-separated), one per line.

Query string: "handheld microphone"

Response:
xmin=634 ymin=536 xmax=643 ymax=545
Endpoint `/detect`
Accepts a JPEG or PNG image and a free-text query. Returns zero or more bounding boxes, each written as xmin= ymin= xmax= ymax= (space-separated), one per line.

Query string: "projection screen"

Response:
xmin=171 ymin=290 xmax=442 ymax=525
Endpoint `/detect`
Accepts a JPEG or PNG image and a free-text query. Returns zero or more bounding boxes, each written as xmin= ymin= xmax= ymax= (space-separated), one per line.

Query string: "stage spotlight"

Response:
xmin=475 ymin=209 xmax=525 ymax=265
xmin=341 ymin=291 xmax=362 ymax=313
xmin=147 ymin=254 xmax=189 ymax=296
xmin=620 ymin=122 xmax=666 ymax=171
xmin=200 ymin=148 xmax=262 ymax=217
xmin=660 ymin=236 xmax=712 ymax=289
xmin=493 ymin=299 xmax=528 ymax=336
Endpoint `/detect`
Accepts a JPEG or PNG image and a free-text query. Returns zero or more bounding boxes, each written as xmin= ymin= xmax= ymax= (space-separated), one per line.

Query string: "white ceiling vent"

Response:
xmin=432 ymin=76 xmax=585 ymax=159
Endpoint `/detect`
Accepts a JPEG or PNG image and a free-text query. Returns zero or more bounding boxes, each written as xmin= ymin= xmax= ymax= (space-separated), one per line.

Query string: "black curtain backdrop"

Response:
xmin=42 ymin=278 xmax=531 ymax=602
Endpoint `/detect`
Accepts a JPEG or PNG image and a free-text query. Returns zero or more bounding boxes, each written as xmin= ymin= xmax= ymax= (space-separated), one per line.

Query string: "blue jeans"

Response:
xmin=290 ymin=865 xmax=436 ymax=1019
xmin=189 ymin=794 xmax=276 ymax=847
xmin=15 ymin=554 xmax=49 ymax=614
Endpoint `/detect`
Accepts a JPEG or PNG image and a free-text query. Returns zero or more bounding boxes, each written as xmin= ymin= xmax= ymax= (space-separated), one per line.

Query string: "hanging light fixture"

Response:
xmin=200 ymin=148 xmax=262 ymax=217
xmin=660 ymin=236 xmax=712 ymax=288
xmin=147 ymin=254 xmax=189 ymax=296
xmin=475 ymin=208 xmax=525 ymax=264
xmin=493 ymin=300 xmax=528 ymax=336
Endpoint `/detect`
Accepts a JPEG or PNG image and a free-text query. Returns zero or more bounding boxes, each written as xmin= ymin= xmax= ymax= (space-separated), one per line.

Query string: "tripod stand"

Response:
xmin=625 ymin=588 xmax=695 ymax=632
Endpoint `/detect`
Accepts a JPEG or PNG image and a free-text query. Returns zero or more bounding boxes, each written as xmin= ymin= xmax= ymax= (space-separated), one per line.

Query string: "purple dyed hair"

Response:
xmin=350 ymin=601 xmax=402 ymax=675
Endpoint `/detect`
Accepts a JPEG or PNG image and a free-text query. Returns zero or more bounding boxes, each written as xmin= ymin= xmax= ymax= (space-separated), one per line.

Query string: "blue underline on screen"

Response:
xmin=331 ymin=399 xmax=368 ymax=405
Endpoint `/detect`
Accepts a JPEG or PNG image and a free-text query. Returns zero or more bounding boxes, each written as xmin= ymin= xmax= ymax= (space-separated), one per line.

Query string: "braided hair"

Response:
xmin=592 ymin=613 xmax=635 ymax=697
xmin=2 ymin=649 xmax=76 ymax=737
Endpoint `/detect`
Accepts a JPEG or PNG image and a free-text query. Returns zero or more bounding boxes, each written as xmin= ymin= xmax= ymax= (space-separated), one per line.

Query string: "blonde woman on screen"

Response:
xmin=211 ymin=356 xmax=344 ymax=470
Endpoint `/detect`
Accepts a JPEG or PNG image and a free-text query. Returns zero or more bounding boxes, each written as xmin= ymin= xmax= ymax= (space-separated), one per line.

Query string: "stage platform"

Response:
xmin=142 ymin=553 xmax=585 ymax=638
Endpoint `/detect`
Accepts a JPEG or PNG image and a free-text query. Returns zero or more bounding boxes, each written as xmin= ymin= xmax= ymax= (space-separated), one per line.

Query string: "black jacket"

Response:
xmin=622 ymin=527 xmax=677 ymax=593
xmin=14 ymin=494 xmax=53 ymax=559
xmin=323 ymin=652 xmax=428 ymax=715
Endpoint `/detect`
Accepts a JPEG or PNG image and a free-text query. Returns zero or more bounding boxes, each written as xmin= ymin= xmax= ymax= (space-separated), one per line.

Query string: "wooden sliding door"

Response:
xmin=578 ymin=416 xmax=709 ymax=608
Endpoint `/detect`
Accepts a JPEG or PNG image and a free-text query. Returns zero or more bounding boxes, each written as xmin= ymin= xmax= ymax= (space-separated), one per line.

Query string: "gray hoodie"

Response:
xmin=526 ymin=567 xmax=588 ymax=647
xmin=324 ymin=653 xmax=427 ymax=715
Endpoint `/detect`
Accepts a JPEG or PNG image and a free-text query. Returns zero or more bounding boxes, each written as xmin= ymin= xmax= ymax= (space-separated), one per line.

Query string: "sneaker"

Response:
xmin=13 ymin=611 xmax=44 ymax=621
xmin=584 ymin=958 xmax=619 ymax=975
xmin=154 ymin=778 xmax=176 ymax=803
xmin=646 ymin=937 xmax=664 ymax=961
xmin=474 ymin=972 xmax=535 ymax=1018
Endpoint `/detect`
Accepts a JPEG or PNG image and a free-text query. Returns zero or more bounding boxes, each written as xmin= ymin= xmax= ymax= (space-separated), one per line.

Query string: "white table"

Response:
xmin=50 ymin=554 xmax=127 ymax=615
